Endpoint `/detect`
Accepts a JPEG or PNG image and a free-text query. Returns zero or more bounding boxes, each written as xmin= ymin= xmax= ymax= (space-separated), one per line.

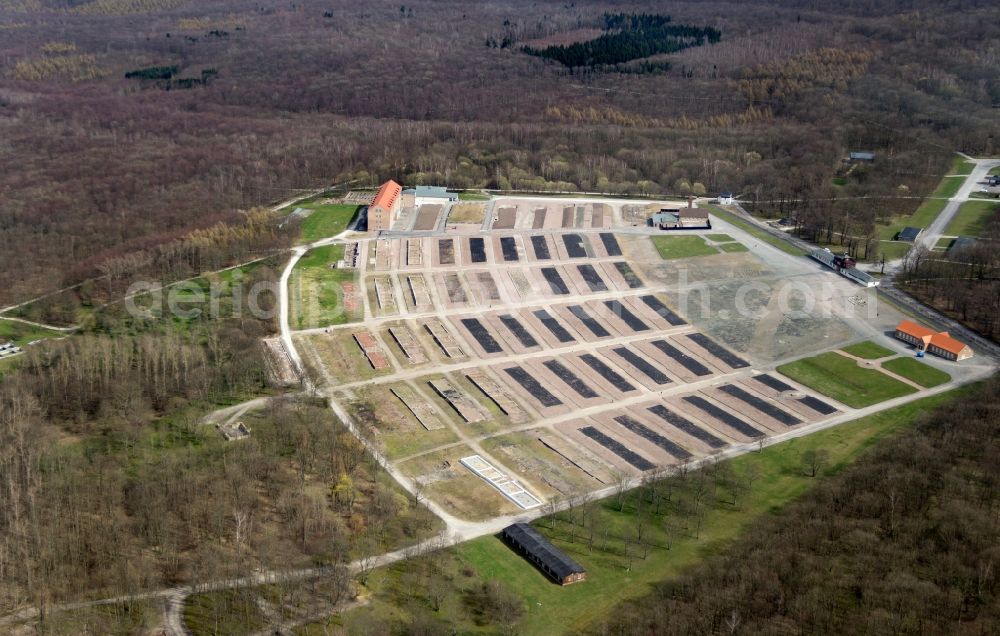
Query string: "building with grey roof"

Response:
xmin=501 ymin=522 xmax=587 ymax=585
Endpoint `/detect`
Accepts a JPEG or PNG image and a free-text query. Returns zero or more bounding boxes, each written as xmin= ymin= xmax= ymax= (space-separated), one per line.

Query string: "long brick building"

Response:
xmin=367 ymin=179 xmax=402 ymax=232
xmin=894 ymin=320 xmax=973 ymax=361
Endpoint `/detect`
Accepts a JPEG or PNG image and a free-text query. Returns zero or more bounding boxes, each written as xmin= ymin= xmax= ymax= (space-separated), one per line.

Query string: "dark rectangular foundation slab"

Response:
xmin=579 ymin=426 xmax=654 ymax=471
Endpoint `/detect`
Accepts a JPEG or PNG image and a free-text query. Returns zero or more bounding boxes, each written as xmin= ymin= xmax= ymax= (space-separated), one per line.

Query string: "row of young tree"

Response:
xmin=597 ymin=378 xmax=1000 ymax=635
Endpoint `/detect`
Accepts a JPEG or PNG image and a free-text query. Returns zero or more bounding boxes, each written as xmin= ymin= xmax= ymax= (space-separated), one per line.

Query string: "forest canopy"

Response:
xmin=523 ymin=13 xmax=721 ymax=69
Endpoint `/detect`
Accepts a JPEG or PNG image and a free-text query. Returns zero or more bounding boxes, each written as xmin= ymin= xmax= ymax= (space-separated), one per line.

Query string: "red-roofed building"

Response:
xmin=368 ymin=180 xmax=402 ymax=232
xmin=894 ymin=320 xmax=973 ymax=361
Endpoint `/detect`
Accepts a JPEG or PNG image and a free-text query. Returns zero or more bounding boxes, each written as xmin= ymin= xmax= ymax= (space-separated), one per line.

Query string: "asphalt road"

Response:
xmin=913 ymin=156 xmax=1000 ymax=254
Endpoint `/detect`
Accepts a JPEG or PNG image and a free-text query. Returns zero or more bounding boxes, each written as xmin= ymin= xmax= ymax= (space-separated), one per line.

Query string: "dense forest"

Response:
xmin=599 ymin=377 xmax=1000 ymax=634
xmin=522 ymin=13 xmax=722 ymax=69
xmin=0 ymin=0 xmax=997 ymax=306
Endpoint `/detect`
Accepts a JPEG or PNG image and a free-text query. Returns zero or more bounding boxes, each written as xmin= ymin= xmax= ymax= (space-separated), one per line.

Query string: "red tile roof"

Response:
xmin=371 ymin=179 xmax=401 ymax=210
xmin=929 ymin=333 xmax=969 ymax=356
xmin=896 ymin=320 xmax=969 ymax=355
xmin=896 ymin=320 xmax=936 ymax=341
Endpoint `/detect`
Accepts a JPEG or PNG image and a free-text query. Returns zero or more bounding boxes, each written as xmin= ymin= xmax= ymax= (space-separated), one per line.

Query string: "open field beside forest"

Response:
xmin=944 ymin=200 xmax=999 ymax=237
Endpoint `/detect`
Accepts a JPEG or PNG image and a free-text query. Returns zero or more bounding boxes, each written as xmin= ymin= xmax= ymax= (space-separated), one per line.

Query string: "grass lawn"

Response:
xmin=877 ymin=198 xmax=946 ymax=244
xmin=777 ymin=351 xmax=917 ymax=408
xmin=718 ymin=241 xmax=749 ymax=253
xmin=458 ymin=192 xmax=491 ymax=201
xmin=935 ymin=237 xmax=955 ymax=250
xmin=950 ymin=155 xmax=975 ymax=175
xmin=298 ymin=203 xmax=360 ymax=241
xmin=290 ymin=245 xmax=361 ymax=328
xmin=704 ymin=233 xmax=735 ymax=242
xmin=448 ymin=203 xmax=487 ymax=224
xmin=944 ymin=200 xmax=999 ymax=237
xmin=841 ymin=341 xmax=895 ymax=359
xmin=0 ymin=317 xmax=61 ymax=346
xmin=932 ymin=176 xmax=964 ymax=199
xmin=882 ymin=357 xmax=951 ymax=388
xmin=650 ymin=235 xmax=717 ymax=259
xmin=706 ymin=206 xmax=806 ymax=256
xmin=876 ymin=241 xmax=911 ymax=262
xmin=331 ymin=387 xmax=970 ymax=636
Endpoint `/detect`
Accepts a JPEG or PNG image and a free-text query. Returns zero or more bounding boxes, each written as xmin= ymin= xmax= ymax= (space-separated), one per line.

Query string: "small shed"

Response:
xmin=948 ymin=236 xmax=977 ymax=253
xmin=849 ymin=151 xmax=876 ymax=162
xmin=896 ymin=226 xmax=922 ymax=242
xmin=501 ymin=523 xmax=587 ymax=585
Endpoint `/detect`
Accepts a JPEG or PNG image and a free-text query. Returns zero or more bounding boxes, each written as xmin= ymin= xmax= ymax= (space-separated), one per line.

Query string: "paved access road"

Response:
xmin=912 ymin=155 xmax=1000 ymax=255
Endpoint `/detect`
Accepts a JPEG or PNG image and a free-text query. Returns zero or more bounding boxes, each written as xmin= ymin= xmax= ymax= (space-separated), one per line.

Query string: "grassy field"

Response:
xmin=777 ymin=351 xmax=917 ymax=408
xmin=951 ymin=155 xmax=975 ymax=175
xmin=297 ymin=203 xmax=360 ymax=241
xmin=866 ymin=195 xmax=953 ymax=262
xmin=706 ymin=206 xmax=807 ymax=256
xmin=944 ymin=200 xmax=999 ymax=237
xmin=878 ymin=198 xmax=946 ymax=243
xmin=882 ymin=357 xmax=951 ymax=388
xmin=932 ymin=176 xmax=964 ymax=199
xmin=290 ymin=245 xmax=361 ymax=328
xmin=704 ymin=233 xmax=735 ymax=242
xmin=718 ymin=242 xmax=749 ymax=253
xmin=458 ymin=192 xmax=491 ymax=201
xmin=840 ymin=340 xmax=895 ymax=359
xmin=0 ymin=317 xmax=61 ymax=346
xmin=448 ymin=202 xmax=487 ymax=223
xmin=112 ymin=258 xmax=283 ymax=335
xmin=327 ymin=387 xmax=971 ymax=636
xmin=651 ymin=235 xmax=717 ymax=259
xmin=874 ymin=240 xmax=911 ymax=261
